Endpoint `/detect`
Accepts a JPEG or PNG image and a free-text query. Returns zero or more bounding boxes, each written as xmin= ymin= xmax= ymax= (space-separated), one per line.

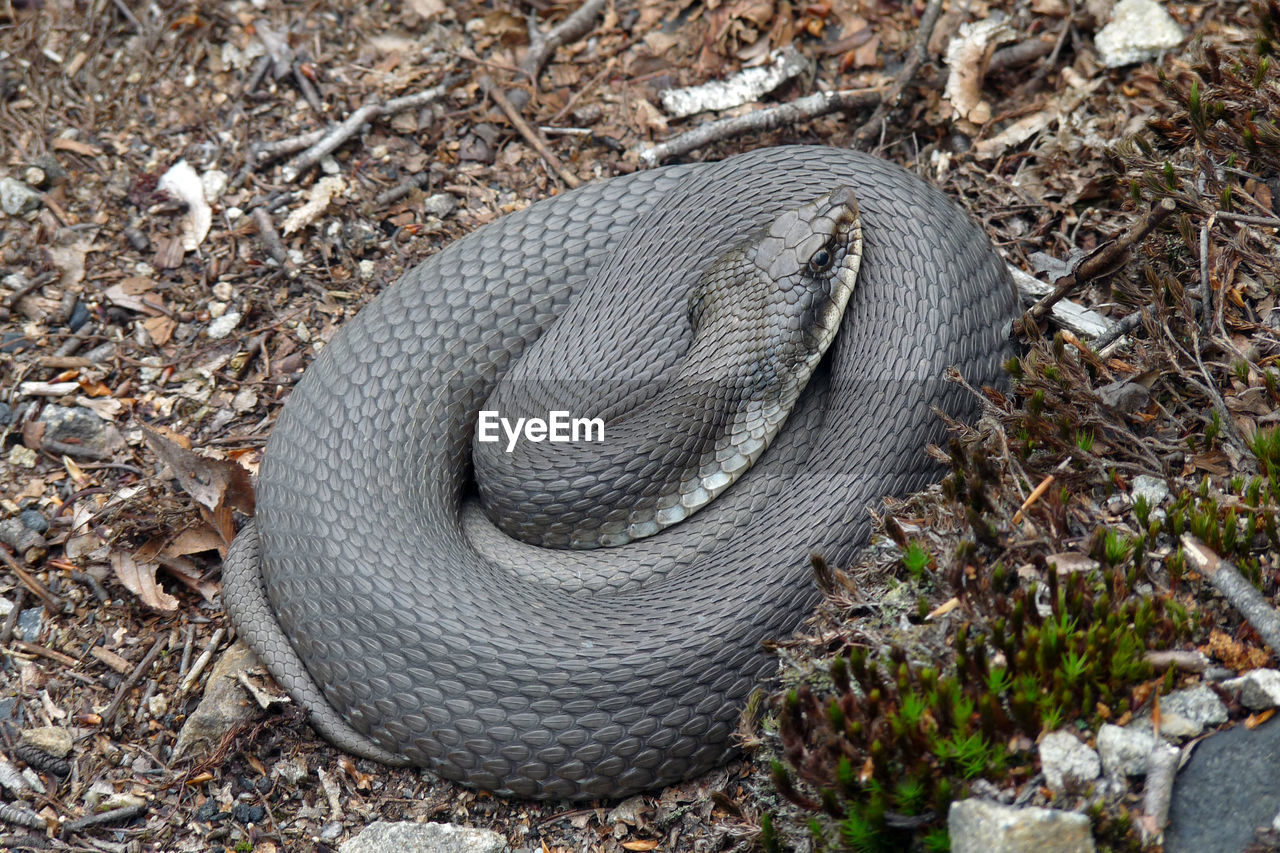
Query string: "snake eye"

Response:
xmin=807 ymin=245 xmax=835 ymax=275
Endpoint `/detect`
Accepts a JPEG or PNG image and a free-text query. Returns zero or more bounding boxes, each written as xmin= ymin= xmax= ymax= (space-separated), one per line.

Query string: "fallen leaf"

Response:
xmin=142 ymin=315 xmax=177 ymax=346
xmin=163 ymin=525 xmax=228 ymax=558
xmin=143 ymin=426 xmax=255 ymax=544
xmin=620 ymin=842 xmax=660 ymax=852
xmin=111 ymin=551 xmax=179 ymax=612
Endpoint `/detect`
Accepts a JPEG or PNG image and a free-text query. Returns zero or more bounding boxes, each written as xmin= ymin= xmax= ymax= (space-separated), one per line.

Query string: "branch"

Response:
xmin=521 ymin=0 xmax=608 ymax=82
xmin=1182 ymin=534 xmax=1280 ymax=654
xmin=635 ymin=88 xmax=883 ymax=167
xmin=479 ymin=75 xmax=581 ymax=189
xmin=1020 ymin=198 xmax=1176 ymax=329
xmin=852 ymin=0 xmax=945 ymax=147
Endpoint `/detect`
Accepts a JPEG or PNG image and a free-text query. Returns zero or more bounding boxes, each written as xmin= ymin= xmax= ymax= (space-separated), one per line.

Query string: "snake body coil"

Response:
xmin=223 ymin=147 xmax=1018 ymax=800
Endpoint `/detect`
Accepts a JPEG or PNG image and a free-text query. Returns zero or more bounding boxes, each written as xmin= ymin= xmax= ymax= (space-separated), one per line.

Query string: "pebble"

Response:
xmin=273 ymin=756 xmax=308 ymax=785
xmin=20 ymin=726 xmax=73 ymax=758
xmin=18 ymin=509 xmax=48 ymax=534
xmin=1097 ymin=722 xmax=1156 ymax=777
xmin=37 ymin=405 xmax=112 ymax=452
xmin=1131 ymin=474 xmax=1169 ymax=507
xmin=1095 ymin=0 xmax=1184 ymax=68
xmin=1038 ymin=730 xmax=1101 ymax=795
xmin=948 ymin=799 xmax=1095 ymax=853
xmin=1223 ymin=668 xmax=1280 ymax=710
xmin=1159 ymin=684 xmax=1228 ymax=737
xmin=67 ymin=301 xmax=90 ymax=331
xmin=231 ymin=803 xmax=265 ymax=824
xmin=0 ymin=177 xmax=42 ymax=216
xmin=206 ymin=311 xmax=242 ymax=339
xmin=423 ymin=192 xmax=459 ymax=218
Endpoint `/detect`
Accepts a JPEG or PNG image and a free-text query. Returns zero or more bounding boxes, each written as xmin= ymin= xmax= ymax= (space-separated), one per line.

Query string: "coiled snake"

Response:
xmin=223 ymin=146 xmax=1017 ymax=800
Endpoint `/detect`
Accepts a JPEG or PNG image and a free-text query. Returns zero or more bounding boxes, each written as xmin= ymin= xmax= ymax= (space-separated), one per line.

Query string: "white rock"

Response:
xmin=1223 ymin=668 xmax=1280 ymax=710
xmin=206 ymin=311 xmax=241 ymax=339
xmin=1095 ymin=0 xmax=1184 ymax=68
xmin=949 ymin=799 xmax=1096 ymax=853
xmin=1159 ymin=684 xmax=1228 ymax=737
xmin=0 ymin=177 xmax=42 ymax=216
xmin=338 ymin=821 xmax=508 ymax=853
xmin=1039 ymin=730 xmax=1101 ymax=795
xmin=1097 ymin=722 xmax=1155 ymax=777
xmin=1131 ymin=474 xmax=1169 ymax=507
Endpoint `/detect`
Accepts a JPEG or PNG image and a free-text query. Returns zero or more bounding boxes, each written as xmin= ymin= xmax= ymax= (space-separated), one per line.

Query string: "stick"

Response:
xmin=1011 ymin=474 xmax=1054 ymax=524
xmin=636 ymin=88 xmax=883 ymax=166
xmin=285 ymin=80 xmax=454 ymax=179
xmin=179 ymin=627 xmax=225 ymax=693
xmin=1182 ymin=534 xmax=1280 ymax=654
xmin=479 ymin=76 xmax=580 ymax=189
xmin=61 ymin=803 xmax=147 ymax=835
xmin=521 ymin=0 xmax=607 ymax=81
xmin=0 ymin=546 xmax=64 ymax=613
xmin=1140 ymin=742 xmax=1180 ymax=843
xmin=100 ymin=636 xmax=168 ymax=731
xmin=1021 ymin=198 xmax=1176 ymax=326
xmin=852 ymin=0 xmax=944 ymax=147
xmin=252 ymin=208 xmax=289 ymax=267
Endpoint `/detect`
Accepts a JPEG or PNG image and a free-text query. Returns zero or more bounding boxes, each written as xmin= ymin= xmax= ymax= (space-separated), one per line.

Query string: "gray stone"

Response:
xmin=949 ymin=799 xmax=1095 ymax=853
xmin=1097 ymin=723 xmax=1156 ymax=777
xmin=0 ymin=177 xmax=42 ymax=216
xmin=338 ymin=821 xmax=508 ymax=853
xmin=1223 ymin=668 xmax=1280 ymax=711
xmin=1039 ymin=730 xmax=1101 ymax=795
xmin=1166 ymin=716 xmax=1280 ymax=853
xmin=1094 ymin=0 xmax=1184 ymax=68
xmin=37 ymin=404 xmax=121 ymax=453
xmin=172 ymin=641 xmax=260 ymax=761
xmin=207 ymin=311 xmax=242 ymax=339
xmin=424 ymin=193 xmax=458 ymax=218
xmin=1159 ymin=685 xmax=1229 ymax=737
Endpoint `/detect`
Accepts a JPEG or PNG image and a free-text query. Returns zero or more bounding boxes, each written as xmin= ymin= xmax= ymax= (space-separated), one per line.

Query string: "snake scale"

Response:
xmin=222 ymin=146 xmax=1018 ymax=800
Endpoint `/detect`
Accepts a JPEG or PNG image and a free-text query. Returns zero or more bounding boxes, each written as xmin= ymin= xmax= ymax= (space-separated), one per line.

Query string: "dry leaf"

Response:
xmin=163 ymin=525 xmax=228 ymax=558
xmin=143 ymin=314 xmax=177 ymax=346
xmin=144 ymin=426 xmax=255 ymax=544
xmin=111 ymin=551 xmax=179 ymax=612
xmin=620 ymin=842 xmax=660 ymax=852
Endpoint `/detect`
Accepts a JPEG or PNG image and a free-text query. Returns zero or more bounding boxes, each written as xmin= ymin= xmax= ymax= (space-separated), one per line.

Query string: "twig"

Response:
xmin=1021 ymin=198 xmax=1177 ymax=327
xmin=100 ymin=637 xmax=168 ymax=731
xmin=852 ymin=0 xmax=944 ymax=147
xmin=251 ymin=208 xmax=289 ymax=267
xmin=373 ymin=172 xmax=432 ymax=207
xmin=284 ymin=80 xmax=455 ymax=179
xmin=1140 ymin=742 xmax=1180 ymax=843
xmin=109 ymin=0 xmax=145 ymax=34
xmin=61 ymin=804 xmax=147 ymax=835
xmin=1217 ymin=210 xmax=1280 ymax=226
xmin=987 ymin=33 xmax=1057 ymax=74
xmin=521 ymin=0 xmax=607 ymax=82
xmin=2 ymin=270 xmax=58 ymax=311
xmin=0 ymin=587 xmax=24 ymax=646
xmin=11 ymin=641 xmax=78 ymax=667
xmin=1182 ymin=534 xmax=1280 ymax=654
xmin=1011 ymin=474 xmax=1054 ymax=525
xmin=1091 ymin=307 xmax=1149 ymax=352
xmin=0 ymin=546 xmax=64 ymax=613
xmin=479 ymin=76 xmax=580 ymax=189
xmin=178 ymin=623 xmax=195 ymax=679
xmin=179 ymin=627 xmax=225 ymax=693
xmin=636 ymin=88 xmax=883 ymax=166
xmin=42 ymin=438 xmax=110 ymax=461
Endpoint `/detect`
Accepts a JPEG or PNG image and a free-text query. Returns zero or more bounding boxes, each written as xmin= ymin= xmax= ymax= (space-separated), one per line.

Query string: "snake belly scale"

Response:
xmin=222 ymin=146 xmax=1018 ymax=800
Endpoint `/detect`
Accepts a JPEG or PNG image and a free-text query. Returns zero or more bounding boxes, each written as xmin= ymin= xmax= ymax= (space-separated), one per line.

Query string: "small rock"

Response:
xmin=1223 ymin=668 xmax=1280 ymax=710
xmin=8 ymin=444 xmax=38 ymax=468
xmin=18 ymin=509 xmax=49 ymax=534
xmin=172 ymin=641 xmax=261 ymax=761
xmin=423 ymin=192 xmax=458 ymax=218
xmin=949 ymin=799 xmax=1095 ymax=853
xmin=37 ymin=404 xmax=115 ymax=453
xmin=67 ymin=300 xmax=90 ymax=331
xmin=1096 ymin=377 xmax=1149 ymax=412
xmin=1159 ymin=685 xmax=1229 ymax=737
xmin=101 ymin=792 xmax=147 ymax=810
xmin=1094 ymin=0 xmax=1184 ymax=68
xmin=16 ymin=607 xmax=43 ymax=643
xmin=21 ymin=726 xmax=73 ymax=758
xmin=231 ymin=803 xmax=265 ymax=824
xmin=1131 ymin=474 xmax=1169 ymax=507
xmin=1098 ymin=722 xmax=1156 ymax=777
xmin=206 ymin=311 xmax=242 ymax=339
xmin=338 ymin=822 xmax=508 ymax=853
xmin=0 ymin=177 xmax=42 ymax=216
xmin=1039 ymin=730 xmax=1101 ymax=795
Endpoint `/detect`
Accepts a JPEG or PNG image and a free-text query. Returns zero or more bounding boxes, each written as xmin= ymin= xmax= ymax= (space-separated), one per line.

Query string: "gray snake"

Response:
xmin=222 ymin=146 xmax=1018 ymax=800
